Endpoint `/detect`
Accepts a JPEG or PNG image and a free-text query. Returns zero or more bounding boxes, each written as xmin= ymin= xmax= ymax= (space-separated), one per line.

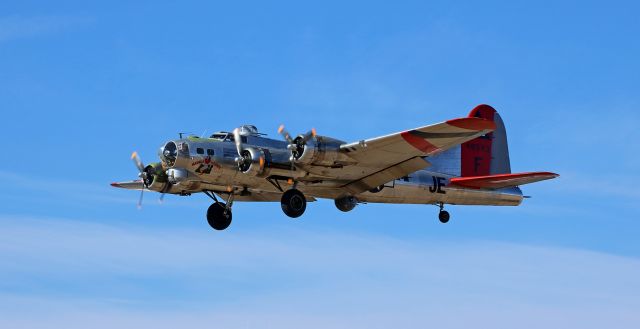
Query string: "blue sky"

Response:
xmin=1 ymin=1 xmax=639 ymax=327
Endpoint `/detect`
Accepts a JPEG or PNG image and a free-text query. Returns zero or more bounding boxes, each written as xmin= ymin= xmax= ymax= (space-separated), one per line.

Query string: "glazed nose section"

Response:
xmin=159 ymin=141 xmax=178 ymax=167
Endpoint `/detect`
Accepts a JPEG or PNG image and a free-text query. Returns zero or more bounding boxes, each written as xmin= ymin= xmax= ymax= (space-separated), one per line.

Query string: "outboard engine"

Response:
xmin=142 ymin=162 xmax=170 ymax=192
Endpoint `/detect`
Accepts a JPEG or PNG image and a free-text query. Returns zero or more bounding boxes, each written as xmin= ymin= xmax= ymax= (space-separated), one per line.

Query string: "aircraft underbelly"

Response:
xmin=354 ymin=184 xmax=523 ymax=206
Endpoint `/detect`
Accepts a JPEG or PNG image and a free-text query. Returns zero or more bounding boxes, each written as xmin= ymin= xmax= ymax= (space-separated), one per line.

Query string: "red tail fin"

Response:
xmin=461 ymin=104 xmax=511 ymax=177
xmin=461 ymin=105 xmax=495 ymax=176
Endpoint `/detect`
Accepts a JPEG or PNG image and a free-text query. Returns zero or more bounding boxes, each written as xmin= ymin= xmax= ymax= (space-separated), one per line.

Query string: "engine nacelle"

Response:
xmin=239 ymin=147 xmax=306 ymax=178
xmin=238 ymin=147 xmax=267 ymax=176
xmin=166 ymin=168 xmax=197 ymax=185
xmin=165 ymin=168 xmax=200 ymax=190
xmin=293 ymin=135 xmax=345 ymax=167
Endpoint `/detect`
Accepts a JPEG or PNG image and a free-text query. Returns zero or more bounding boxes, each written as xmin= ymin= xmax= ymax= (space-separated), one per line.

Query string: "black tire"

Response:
xmin=438 ymin=210 xmax=450 ymax=224
xmin=281 ymin=189 xmax=307 ymax=218
xmin=334 ymin=196 xmax=357 ymax=212
xmin=207 ymin=202 xmax=232 ymax=230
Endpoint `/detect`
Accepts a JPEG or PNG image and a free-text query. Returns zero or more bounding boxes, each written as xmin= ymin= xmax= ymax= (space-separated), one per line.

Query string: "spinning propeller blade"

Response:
xmin=137 ymin=188 xmax=144 ymax=209
xmin=233 ymin=128 xmax=243 ymax=156
xmin=131 ymin=151 xmax=145 ymax=173
xmin=278 ymin=125 xmax=294 ymax=144
xmin=301 ymin=128 xmax=317 ymax=143
xmin=131 ymin=151 xmax=148 ymax=209
xmin=277 ymin=125 xmax=317 ymax=162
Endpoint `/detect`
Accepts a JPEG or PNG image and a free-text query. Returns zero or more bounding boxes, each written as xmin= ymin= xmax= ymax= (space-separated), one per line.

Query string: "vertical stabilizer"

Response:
xmin=461 ymin=104 xmax=511 ymax=177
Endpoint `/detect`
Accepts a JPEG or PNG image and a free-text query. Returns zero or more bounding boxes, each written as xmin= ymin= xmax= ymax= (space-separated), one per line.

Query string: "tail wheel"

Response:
xmin=281 ymin=189 xmax=307 ymax=218
xmin=207 ymin=202 xmax=232 ymax=230
xmin=438 ymin=210 xmax=450 ymax=224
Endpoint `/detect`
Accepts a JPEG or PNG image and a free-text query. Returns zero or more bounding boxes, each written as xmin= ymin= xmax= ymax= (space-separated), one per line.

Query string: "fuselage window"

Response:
xmin=196 ymin=147 xmax=204 ymax=154
xmin=207 ymin=149 xmax=214 ymax=156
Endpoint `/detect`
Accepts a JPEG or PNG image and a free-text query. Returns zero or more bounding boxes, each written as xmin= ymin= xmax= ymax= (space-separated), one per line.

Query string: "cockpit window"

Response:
xmin=210 ymin=133 xmax=228 ymax=140
xmin=209 ymin=132 xmax=246 ymax=143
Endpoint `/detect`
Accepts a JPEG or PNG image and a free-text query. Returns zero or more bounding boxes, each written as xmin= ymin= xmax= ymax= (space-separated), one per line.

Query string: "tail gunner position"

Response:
xmin=112 ymin=105 xmax=558 ymax=231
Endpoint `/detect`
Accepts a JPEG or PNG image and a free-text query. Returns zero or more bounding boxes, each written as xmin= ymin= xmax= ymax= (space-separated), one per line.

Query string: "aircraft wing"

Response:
xmin=449 ymin=172 xmax=559 ymax=190
xmin=340 ymin=117 xmax=495 ymax=167
xmin=111 ymin=180 xmax=145 ymax=190
xmin=334 ymin=117 xmax=495 ymax=193
xmin=341 ymin=157 xmax=431 ymax=194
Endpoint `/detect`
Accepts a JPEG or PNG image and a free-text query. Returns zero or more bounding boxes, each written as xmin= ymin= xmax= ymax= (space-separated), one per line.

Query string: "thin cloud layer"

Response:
xmin=1 ymin=216 xmax=638 ymax=328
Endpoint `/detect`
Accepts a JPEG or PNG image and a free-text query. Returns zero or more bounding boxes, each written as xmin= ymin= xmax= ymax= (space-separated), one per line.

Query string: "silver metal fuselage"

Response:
xmin=158 ymin=134 xmax=523 ymax=207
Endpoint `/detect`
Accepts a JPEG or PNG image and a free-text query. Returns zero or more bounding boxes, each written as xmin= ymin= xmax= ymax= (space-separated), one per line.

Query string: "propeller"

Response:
xmin=233 ymin=127 xmax=256 ymax=172
xmin=131 ymin=152 xmax=146 ymax=209
xmin=132 ymin=151 xmax=145 ymax=173
xmin=233 ymin=128 xmax=243 ymax=157
xmin=130 ymin=151 xmax=169 ymax=207
xmin=278 ymin=125 xmax=294 ymax=144
xmin=132 ymin=151 xmax=161 ymax=208
xmin=278 ymin=125 xmax=316 ymax=161
xmin=137 ymin=188 xmax=144 ymax=209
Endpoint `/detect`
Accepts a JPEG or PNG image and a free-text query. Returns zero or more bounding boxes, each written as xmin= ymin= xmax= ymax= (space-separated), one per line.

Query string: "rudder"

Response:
xmin=461 ymin=104 xmax=511 ymax=177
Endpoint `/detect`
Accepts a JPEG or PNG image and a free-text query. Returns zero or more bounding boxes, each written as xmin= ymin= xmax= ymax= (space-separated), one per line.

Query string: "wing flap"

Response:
xmin=449 ymin=172 xmax=559 ymax=189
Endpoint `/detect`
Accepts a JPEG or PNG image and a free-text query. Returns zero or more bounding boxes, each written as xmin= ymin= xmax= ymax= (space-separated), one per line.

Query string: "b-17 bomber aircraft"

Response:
xmin=112 ymin=105 xmax=558 ymax=231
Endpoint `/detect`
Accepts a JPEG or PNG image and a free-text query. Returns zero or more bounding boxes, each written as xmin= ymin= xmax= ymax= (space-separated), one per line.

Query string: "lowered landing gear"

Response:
xmin=281 ymin=189 xmax=307 ymax=218
xmin=203 ymin=190 xmax=234 ymax=231
xmin=207 ymin=202 xmax=232 ymax=230
xmin=438 ymin=202 xmax=450 ymax=224
xmin=335 ymin=196 xmax=357 ymax=212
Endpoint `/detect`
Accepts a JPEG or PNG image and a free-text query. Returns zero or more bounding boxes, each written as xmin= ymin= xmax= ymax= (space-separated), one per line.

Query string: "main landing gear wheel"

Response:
xmin=207 ymin=202 xmax=232 ymax=230
xmin=334 ymin=196 xmax=357 ymax=212
xmin=281 ymin=189 xmax=307 ymax=218
xmin=438 ymin=202 xmax=450 ymax=224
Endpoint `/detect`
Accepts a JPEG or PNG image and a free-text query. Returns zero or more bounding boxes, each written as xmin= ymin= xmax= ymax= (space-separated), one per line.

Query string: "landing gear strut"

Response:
xmin=281 ymin=189 xmax=307 ymax=218
xmin=204 ymin=190 xmax=233 ymax=231
xmin=438 ymin=202 xmax=450 ymax=224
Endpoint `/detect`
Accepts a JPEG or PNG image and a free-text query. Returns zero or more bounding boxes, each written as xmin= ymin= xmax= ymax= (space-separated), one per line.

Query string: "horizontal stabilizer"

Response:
xmin=449 ymin=172 xmax=559 ymax=189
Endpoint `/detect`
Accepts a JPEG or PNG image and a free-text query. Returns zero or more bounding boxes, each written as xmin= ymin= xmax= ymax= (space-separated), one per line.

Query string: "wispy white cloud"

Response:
xmin=0 ymin=14 xmax=92 ymax=43
xmin=0 ymin=170 xmax=200 ymax=209
xmin=0 ymin=215 xmax=638 ymax=328
xmin=0 ymin=170 xmax=139 ymax=205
